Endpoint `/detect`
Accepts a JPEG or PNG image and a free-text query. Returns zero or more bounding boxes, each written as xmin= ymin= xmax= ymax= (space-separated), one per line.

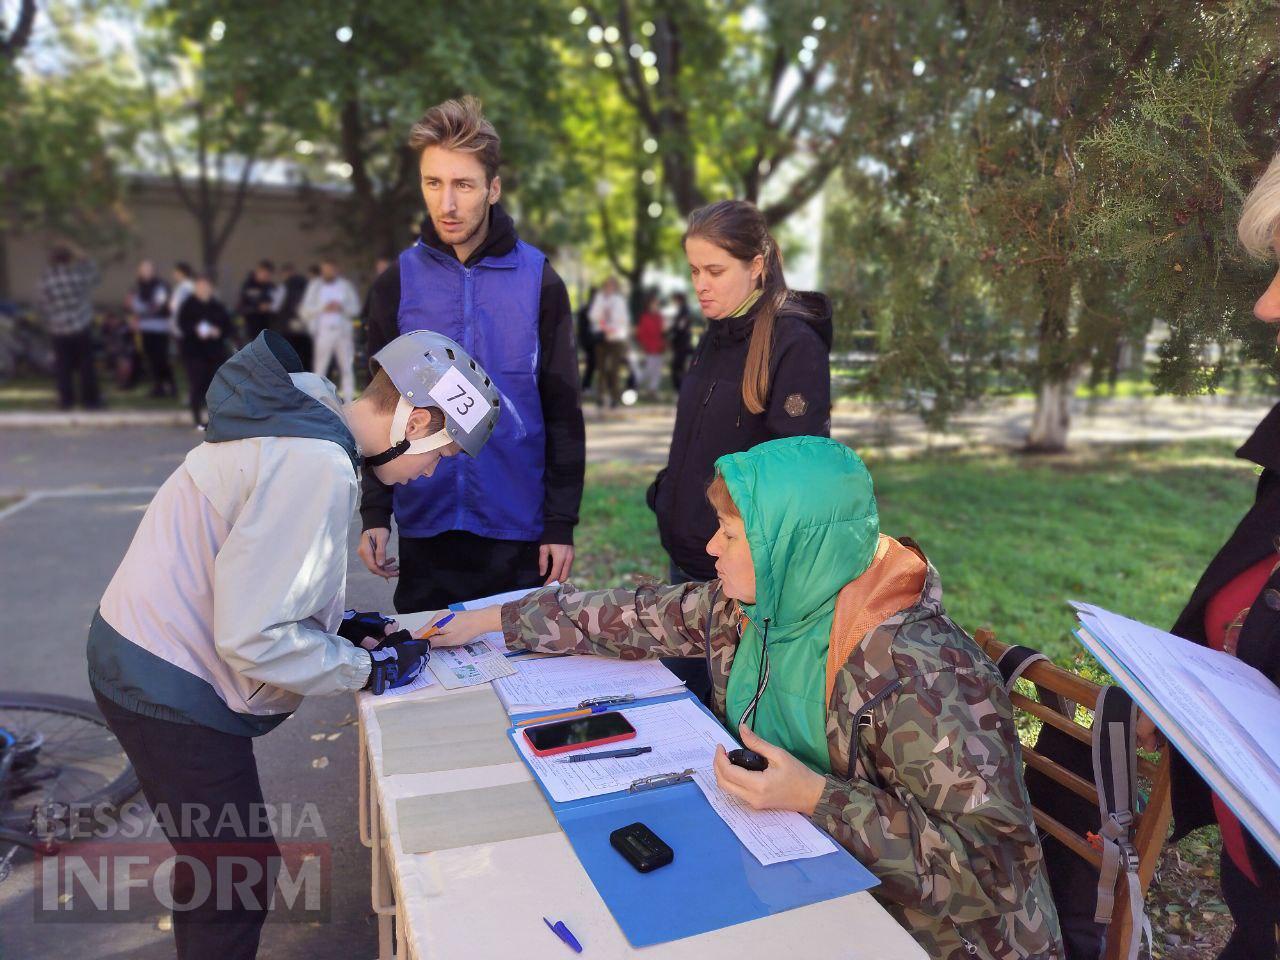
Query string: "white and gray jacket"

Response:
xmin=87 ymin=333 xmax=372 ymax=736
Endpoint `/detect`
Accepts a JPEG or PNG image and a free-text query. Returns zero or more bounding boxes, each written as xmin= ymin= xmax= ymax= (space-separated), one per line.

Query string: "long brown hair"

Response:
xmin=683 ymin=200 xmax=788 ymax=414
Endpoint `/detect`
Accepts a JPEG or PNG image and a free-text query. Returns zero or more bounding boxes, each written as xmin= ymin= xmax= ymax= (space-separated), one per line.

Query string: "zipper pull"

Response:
xmin=702 ymin=382 xmax=717 ymax=406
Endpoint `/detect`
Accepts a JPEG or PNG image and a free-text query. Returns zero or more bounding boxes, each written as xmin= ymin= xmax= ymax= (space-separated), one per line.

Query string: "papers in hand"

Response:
xmin=1071 ymin=601 xmax=1280 ymax=864
xmin=494 ymin=656 xmax=685 ymax=714
xmin=516 ymin=699 xmax=836 ymax=866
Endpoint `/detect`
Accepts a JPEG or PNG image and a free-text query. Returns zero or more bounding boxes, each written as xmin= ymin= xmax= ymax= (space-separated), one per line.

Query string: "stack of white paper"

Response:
xmin=1072 ymin=601 xmax=1280 ymax=865
xmin=493 ymin=656 xmax=686 ymax=713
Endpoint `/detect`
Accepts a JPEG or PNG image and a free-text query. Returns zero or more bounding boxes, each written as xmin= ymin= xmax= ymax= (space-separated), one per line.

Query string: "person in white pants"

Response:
xmin=302 ymin=259 xmax=360 ymax=402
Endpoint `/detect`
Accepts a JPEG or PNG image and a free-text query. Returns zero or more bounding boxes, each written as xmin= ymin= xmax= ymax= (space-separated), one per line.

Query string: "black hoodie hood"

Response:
xmin=418 ymin=203 xmax=519 ymax=267
xmin=708 ymin=289 xmax=834 ymax=351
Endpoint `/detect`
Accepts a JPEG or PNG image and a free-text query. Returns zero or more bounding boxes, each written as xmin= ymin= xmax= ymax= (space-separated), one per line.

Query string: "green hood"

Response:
xmin=718 ymin=436 xmax=879 ymax=773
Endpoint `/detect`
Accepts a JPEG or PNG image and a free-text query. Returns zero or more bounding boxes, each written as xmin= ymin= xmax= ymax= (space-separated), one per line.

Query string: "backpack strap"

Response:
xmin=1091 ymin=685 xmax=1144 ymax=960
xmin=994 ymin=644 xmax=1074 ymax=717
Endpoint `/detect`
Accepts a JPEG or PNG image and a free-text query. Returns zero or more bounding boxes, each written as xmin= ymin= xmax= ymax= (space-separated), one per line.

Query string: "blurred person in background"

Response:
xmin=577 ymin=284 xmax=599 ymax=396
xmin=38 ymin=241 xmax=103 ymax=409
xmin=302 ymin=258 xmax=359 ymax=403
xmin=278 ymin=261 xmax=313 ymax=369
xmin=128 ymin=258 xmax=175 ymax=398
xmin=177 ymin=275 xmax=233 ymax=430
xmin=668 ymin=290 xmax=695 ymax=392
xmin=635 ymin=290 xmax=666 ymax=397
xmin=588 ymin=275 xmax=630 ymax=409
xmin=237 ymin=259 xmax=282 ymax=341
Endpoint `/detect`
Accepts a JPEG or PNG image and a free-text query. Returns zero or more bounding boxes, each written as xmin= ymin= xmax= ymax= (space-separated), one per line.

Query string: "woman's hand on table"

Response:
xmin=429 ymin=607 xmax=505 ymax=648
xmin=713 ymin=724 xmax=826 ymax=816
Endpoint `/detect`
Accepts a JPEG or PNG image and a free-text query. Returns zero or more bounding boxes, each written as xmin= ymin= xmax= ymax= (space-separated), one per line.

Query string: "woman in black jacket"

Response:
xmin=1157 ymin=152 xmax=1280 ymax=960
xmin=648 ymin=199 xmax=833 ymax=585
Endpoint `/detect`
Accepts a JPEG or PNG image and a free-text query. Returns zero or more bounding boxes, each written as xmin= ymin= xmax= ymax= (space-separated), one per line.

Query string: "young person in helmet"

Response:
xmin=86 ymin=328 xmax=498 ymax=960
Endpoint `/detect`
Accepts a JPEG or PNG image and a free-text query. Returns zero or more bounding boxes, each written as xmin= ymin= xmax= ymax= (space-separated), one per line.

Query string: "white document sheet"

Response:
xmin=494 ymin=656 xmax=685 ymax=713
xmin=691 ymin=769 xmax=837 ymax=866
xmin=378 ymin=665 xmax=436 ymax=697
xmin=517 ymin=699 xmax=838 ymax=866
xmin=428 ymin=638 xmax=517 ymax=689
xmin=1071 ymin=601 xmax=1280 ymax=864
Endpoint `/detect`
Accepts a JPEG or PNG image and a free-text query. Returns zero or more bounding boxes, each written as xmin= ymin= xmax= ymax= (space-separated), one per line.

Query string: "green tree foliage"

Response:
xmin=824 ymin=0 xmax=1280 ymax=449
xmin=0 ymin=1 xmax=139 ymax=297
xmin=161 ymin=0 xmax=572 ymax=261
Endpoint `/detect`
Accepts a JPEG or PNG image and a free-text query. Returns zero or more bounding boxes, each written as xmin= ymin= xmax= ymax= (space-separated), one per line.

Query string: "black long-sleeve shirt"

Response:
xmin=359 ymin=204 xmax=585 ymax=545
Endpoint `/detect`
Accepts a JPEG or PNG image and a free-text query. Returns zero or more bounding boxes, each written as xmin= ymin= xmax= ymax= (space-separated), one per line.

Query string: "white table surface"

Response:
xmin=356 ymin=612 xmax=925 ymax=960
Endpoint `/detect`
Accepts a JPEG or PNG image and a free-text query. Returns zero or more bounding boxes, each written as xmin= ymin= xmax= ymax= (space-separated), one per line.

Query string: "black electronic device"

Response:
xmin=609 ymin=821 xmax=674 ymax=873
xmin=727 ymin=747 xmax=769 ymax=772
xmin=523 ymin=711 xmax=637 ymax=757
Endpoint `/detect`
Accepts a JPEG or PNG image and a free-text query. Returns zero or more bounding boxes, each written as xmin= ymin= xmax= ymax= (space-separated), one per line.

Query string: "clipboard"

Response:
xmin=507 ymin=692 xmax=879 ymax=948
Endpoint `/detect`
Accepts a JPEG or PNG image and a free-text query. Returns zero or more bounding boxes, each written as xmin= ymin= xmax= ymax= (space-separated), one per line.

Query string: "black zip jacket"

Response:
xmin=360 ymin=203 xmax=585 ymax=545
xmin=648 ymin=291 xmax=833 ymax=579
xmin=1167 ymin=402 xmax=1280 ymax=882
xmin=176 ymin=296 xmax=232 ymax=361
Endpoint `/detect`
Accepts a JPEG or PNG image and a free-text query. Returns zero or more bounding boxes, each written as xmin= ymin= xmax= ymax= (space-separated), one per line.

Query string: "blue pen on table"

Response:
xmin=543 ymin=916 xmax=582 ymax=953
xmin=554 ymin=746 xmax=652 ymax=764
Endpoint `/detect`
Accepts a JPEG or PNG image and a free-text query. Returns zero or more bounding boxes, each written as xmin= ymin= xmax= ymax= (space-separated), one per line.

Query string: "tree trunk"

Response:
xmin=1025 ymin=270 xmax=1077 ymax=452
xmin=1027 ymin=378 xmax=1071 ymax=451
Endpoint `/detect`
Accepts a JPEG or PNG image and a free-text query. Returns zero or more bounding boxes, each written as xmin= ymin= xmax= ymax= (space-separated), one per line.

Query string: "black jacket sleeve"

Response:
xmin=358 ymin=264 xmax=402 ymax=531
xmin=764 ymin=322 xmax=832 ymax=439
xmin=537 ymin=262 xmax=585 ymax=545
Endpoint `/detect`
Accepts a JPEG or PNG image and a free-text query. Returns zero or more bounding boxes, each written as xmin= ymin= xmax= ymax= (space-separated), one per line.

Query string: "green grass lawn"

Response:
xmin=575 ymin=440 xmax=1258 ymax=664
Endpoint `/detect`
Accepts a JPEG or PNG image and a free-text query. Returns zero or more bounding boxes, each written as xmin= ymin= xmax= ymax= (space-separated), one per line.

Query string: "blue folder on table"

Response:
xmin=508 ymin=692 xmax=879 ymax=948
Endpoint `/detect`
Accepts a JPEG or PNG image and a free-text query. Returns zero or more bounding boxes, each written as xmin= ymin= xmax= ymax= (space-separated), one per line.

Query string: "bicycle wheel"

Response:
xmin=0 ymin=692 xmax=139 ymax=832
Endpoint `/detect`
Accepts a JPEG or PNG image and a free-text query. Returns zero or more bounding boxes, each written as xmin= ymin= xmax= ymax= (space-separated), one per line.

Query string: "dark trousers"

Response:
xmin=184 ymin=350 xmax=227 ymax=427
xmin=141 ymin=331 xmax=176 ymax=396
xmin=244 ymin=313 xmax=275 ymax=341
xmin=51 ymin=329 xmax=101 ymax=409
xmin=664 ymin=561 xmax=714 ymax=708
xmin=1218 ymin=849 xmax=1279 ymax=960
xmin=581 ymin=342 xmax=597 ymax=391
xmin=93 ymin=691 xmax=278 ymax=960
xmin=394 ymin=530 xmax=543 ymax=614
xmin=595 ymin=341 xmax=628 ymax=408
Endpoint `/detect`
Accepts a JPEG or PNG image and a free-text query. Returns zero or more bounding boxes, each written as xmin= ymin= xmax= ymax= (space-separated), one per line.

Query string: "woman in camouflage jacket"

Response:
xmin=437 ymin=436 xmax=1063 ymax=960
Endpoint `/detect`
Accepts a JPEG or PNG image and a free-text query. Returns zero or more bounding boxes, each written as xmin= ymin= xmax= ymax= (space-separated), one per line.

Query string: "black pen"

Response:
xmin=554 ymin=746 xmax=653 ymax=764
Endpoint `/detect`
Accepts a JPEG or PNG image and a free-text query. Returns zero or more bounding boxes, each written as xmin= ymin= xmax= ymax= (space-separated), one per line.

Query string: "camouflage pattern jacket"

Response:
xmin=501 ymin=557 xmax=1064 ymax=960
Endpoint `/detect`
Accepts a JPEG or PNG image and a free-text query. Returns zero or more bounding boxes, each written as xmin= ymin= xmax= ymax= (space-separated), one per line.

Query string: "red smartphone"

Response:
xmin=524 ymin=712 xmax=637 ymax=757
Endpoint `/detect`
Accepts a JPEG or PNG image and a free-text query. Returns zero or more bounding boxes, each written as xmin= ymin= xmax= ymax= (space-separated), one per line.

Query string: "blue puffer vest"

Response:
xmin=394 ymin=238 xmax=546 ymax=541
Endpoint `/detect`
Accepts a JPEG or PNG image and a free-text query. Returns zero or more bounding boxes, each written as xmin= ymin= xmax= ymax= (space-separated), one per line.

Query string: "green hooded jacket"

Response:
xmin=717 ymin=436 xmax=879 ymax=773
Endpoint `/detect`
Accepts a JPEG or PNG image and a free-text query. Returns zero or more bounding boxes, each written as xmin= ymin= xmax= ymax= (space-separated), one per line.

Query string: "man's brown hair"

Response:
xmin=408 ymin=96 xmax=501 ymax=182
xmin=361 ymin=369 xmax=446 ymax=434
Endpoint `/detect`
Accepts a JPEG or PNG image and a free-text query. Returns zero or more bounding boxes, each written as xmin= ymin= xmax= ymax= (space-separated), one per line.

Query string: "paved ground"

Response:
xmin=0 ymin=393 xmax=1272 ymax=959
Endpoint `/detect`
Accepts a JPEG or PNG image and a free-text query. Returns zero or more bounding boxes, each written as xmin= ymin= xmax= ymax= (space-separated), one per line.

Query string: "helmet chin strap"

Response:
xmin=365 ymin=398 xmax=452 ymax=467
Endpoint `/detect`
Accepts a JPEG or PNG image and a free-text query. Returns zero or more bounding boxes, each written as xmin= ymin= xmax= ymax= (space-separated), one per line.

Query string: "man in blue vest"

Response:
xmin=359 ymin=96 xmax=585 ymax=614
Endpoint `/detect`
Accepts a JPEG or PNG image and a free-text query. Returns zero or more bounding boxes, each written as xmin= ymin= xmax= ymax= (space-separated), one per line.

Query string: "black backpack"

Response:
xmin=995 ymin=645 xmax=1149 ymax=960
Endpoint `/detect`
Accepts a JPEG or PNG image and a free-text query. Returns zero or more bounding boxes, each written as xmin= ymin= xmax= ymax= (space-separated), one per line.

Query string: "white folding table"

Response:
xmin=356 ymin=643 xmax=926 ymax=959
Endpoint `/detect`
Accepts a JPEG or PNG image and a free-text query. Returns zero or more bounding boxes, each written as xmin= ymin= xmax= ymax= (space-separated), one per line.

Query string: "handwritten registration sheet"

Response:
xmin=517 ymin=698 xmax=837 ymax=865
xmin=494 ymin=656 xmax=685 ymax=713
